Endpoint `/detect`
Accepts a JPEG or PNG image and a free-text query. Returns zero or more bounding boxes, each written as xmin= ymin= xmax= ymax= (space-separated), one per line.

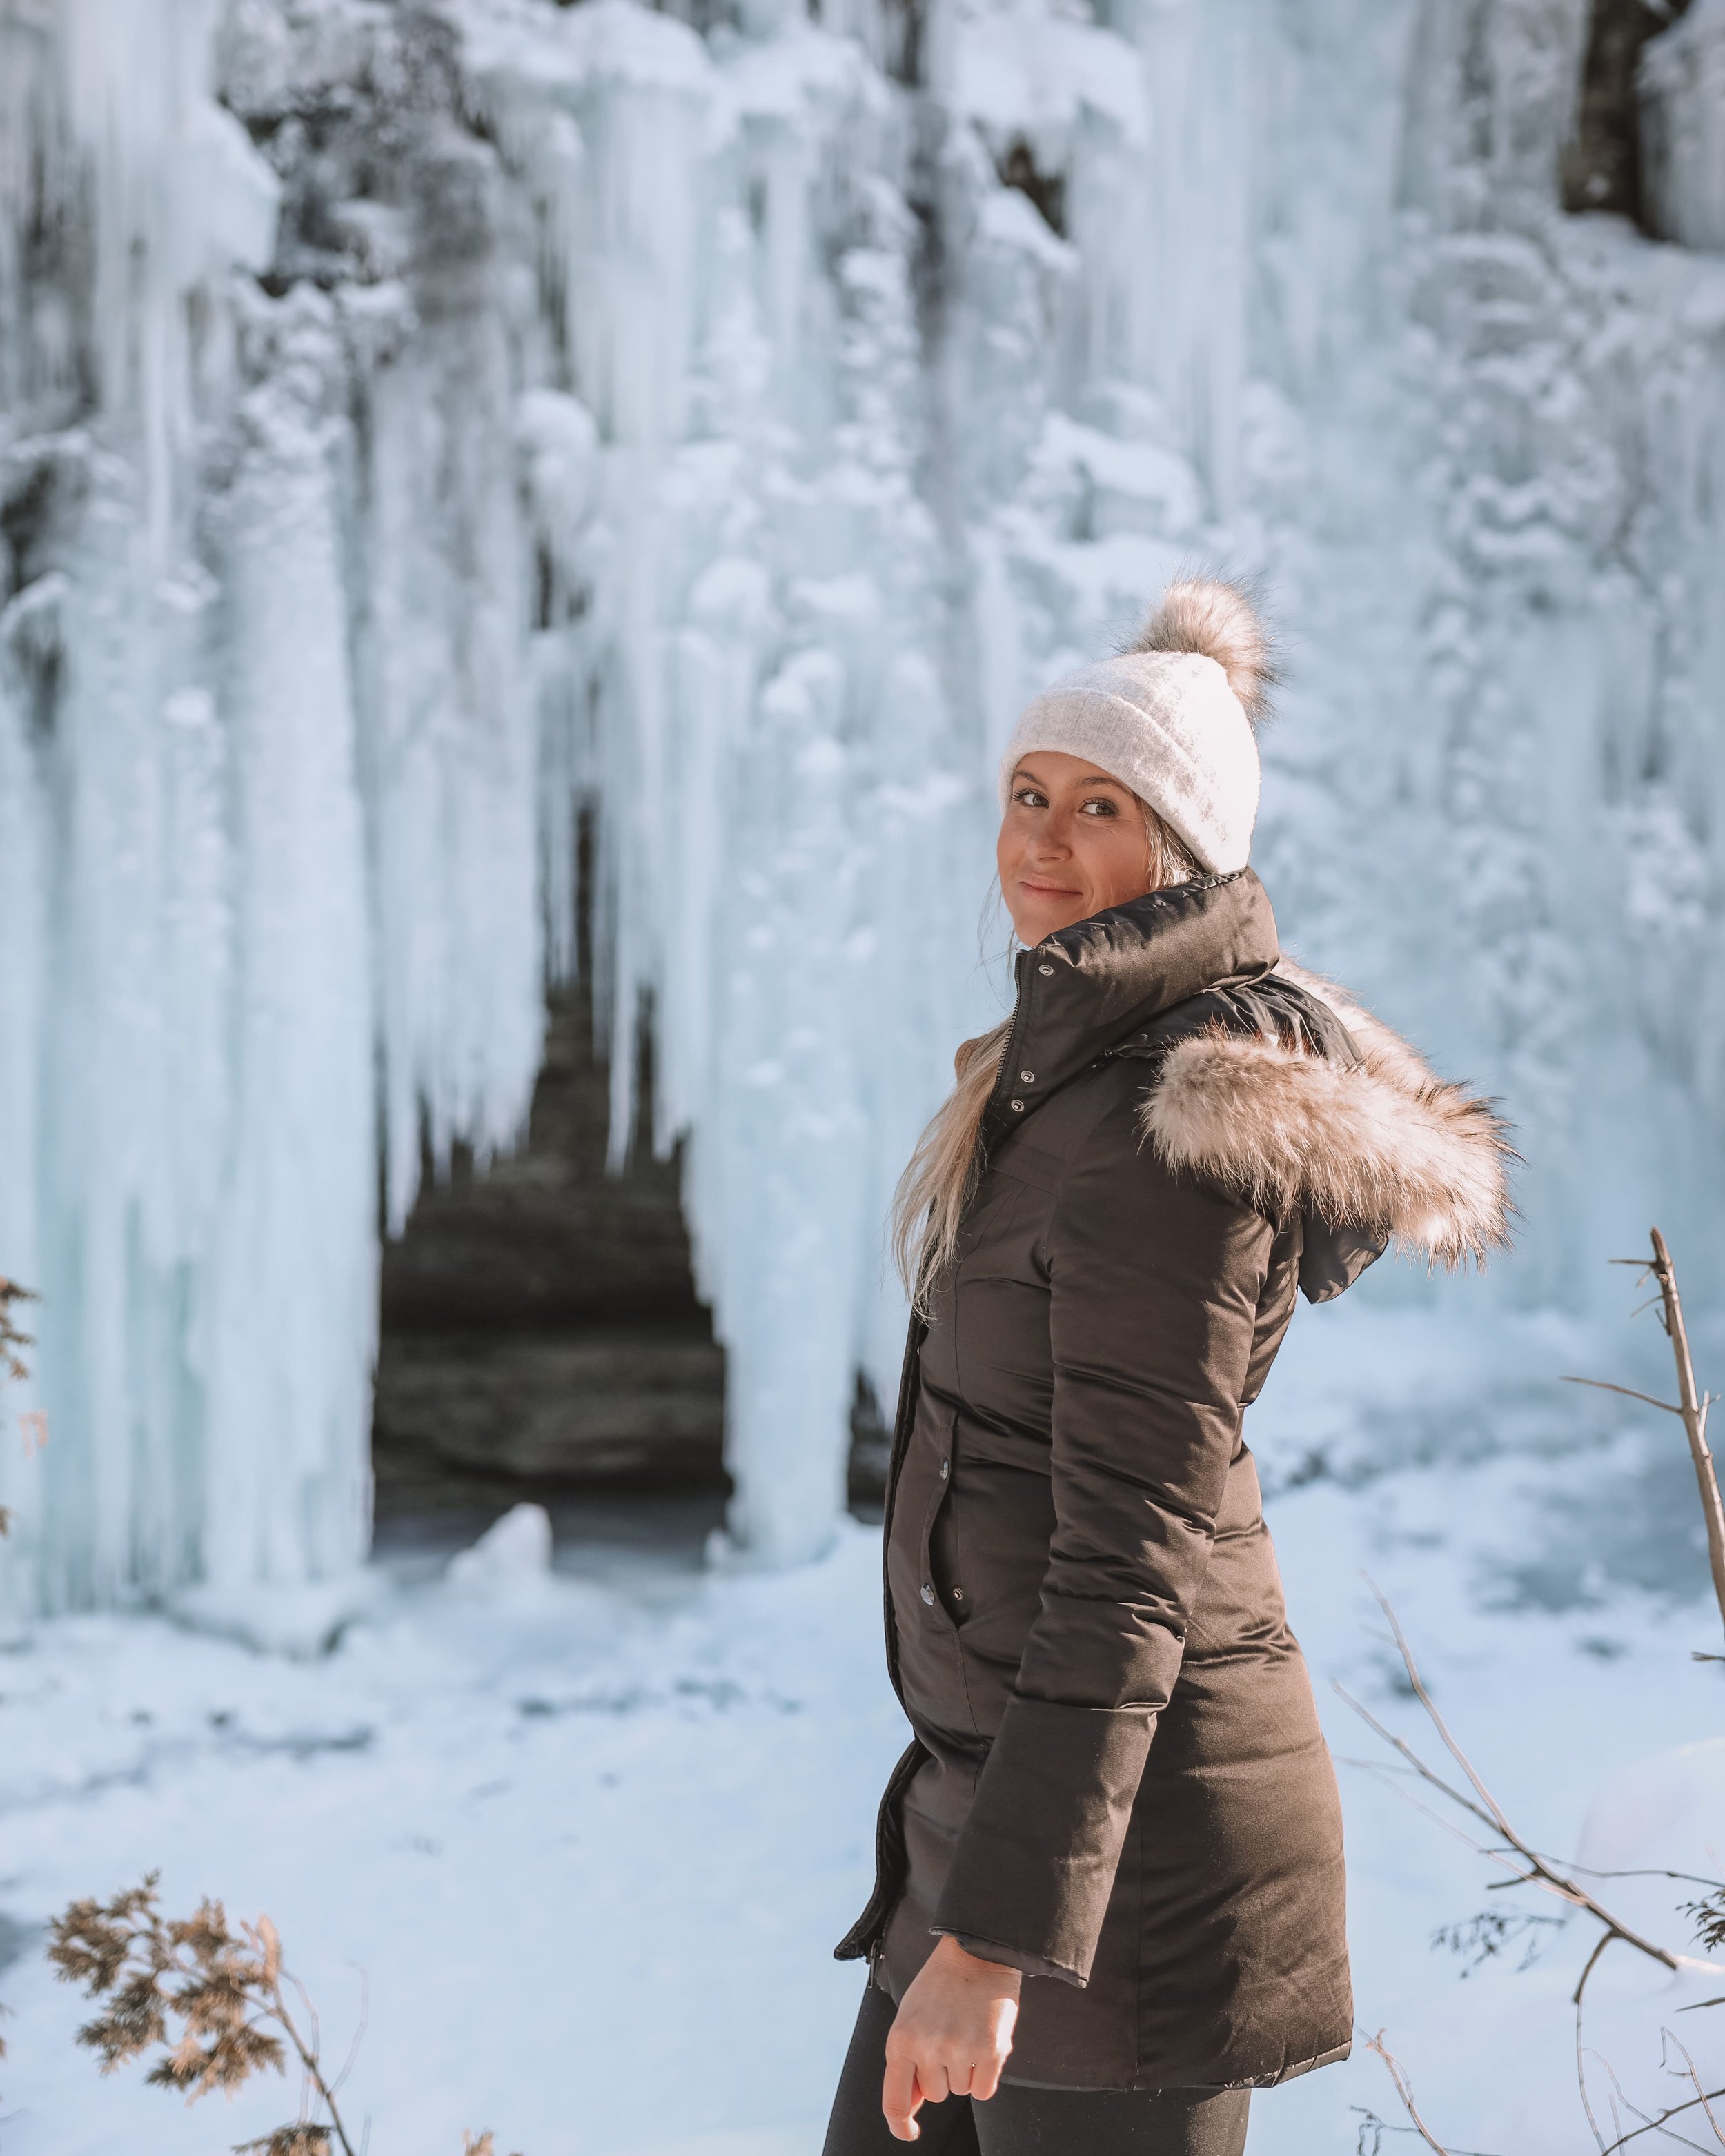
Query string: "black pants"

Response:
xmin=822 ymin=1981 xmax=1252 ymax=2156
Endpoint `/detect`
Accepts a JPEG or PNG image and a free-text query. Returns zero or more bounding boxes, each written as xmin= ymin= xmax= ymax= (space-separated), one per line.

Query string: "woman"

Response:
xmin=823 ymin=580 xmax=1512 ymax=2154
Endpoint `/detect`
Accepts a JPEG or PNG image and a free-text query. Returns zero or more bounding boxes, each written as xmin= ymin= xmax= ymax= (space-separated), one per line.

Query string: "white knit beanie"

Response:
xmin=997 ymin=579 xmax=1274 ymax=876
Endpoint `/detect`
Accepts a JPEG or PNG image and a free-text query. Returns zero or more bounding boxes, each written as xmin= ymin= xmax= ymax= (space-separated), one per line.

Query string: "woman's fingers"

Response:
xmin=969 ymin=2053 xmax=1005 ymax=2104
xmin=881 ymin=2052 xmax=922 ymax=2141
xmin=918 ymin=2061 xmax=952 ymax=2106
xmin=880 ymin=1940 xmax=1021 ymax=2135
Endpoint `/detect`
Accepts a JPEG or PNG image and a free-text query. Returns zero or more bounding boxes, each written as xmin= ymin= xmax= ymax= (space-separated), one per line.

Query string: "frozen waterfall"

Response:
xmin=2 ymin=0 xmax=1724 ymax=1610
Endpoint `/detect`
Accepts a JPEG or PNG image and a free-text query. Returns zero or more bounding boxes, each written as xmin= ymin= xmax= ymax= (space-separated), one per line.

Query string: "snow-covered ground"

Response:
xmin=3 ymin=1303 xmax=1724 ymax=2156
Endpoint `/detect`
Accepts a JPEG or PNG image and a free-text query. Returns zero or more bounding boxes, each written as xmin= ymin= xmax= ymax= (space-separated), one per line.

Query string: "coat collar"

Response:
xmin=984 ymin=869 xmax=1280 ymax=1140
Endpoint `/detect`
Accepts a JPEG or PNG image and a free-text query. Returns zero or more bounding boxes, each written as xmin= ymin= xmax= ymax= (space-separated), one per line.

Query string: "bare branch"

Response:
xmin=1575 ymin=1932 xmax=1615 ymax=2009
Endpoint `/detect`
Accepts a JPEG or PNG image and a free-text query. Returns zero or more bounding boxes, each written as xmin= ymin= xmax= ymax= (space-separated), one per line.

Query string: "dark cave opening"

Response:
xmin=370 ymin=971 xmax=890 ymax=1535
xmin=370 ymin=976 xmax=730 ymax=1525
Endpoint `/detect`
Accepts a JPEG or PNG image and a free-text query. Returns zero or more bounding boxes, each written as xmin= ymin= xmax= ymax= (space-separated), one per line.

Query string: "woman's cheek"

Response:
xmin=1085 ymin=831 xmax=1135 ymax=908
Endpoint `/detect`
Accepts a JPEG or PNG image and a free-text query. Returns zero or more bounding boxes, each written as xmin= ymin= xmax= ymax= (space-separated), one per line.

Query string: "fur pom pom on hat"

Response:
xmin=998 ymin=578 xmax=1274 ymax=875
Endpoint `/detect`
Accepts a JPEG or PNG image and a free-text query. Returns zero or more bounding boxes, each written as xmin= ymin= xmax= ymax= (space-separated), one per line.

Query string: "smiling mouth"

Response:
xmin=1019 ymin=877 xmax=1081 ymax=896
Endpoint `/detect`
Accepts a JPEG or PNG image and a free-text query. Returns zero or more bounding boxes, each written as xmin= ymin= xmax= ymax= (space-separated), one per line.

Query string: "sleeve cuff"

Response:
xmin=930 ymin=1928 xmax=1086 ymax=1988
xmin=934 ymin=1695 xmax=1158 ymax=1984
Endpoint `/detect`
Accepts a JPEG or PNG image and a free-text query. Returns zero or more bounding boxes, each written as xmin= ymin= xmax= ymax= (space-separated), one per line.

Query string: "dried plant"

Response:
xmin=0 ymin=1276 xmax=38 ymax=2087
xmin=1684 ymin=1886 xmax=1725 ymax=1957
xmin=1430 ymin=1907 xmax=1563 ymax=1976
xmin=0 ymin=1275 xmax=36 ymax=1387
xmin=49 ymin=1875 xmax=522 ymax=2155
xmin=0 ymin=1273 xmax=38 ymax=1539
xmin=48 ymin=1875 xmax=354 ymax=2155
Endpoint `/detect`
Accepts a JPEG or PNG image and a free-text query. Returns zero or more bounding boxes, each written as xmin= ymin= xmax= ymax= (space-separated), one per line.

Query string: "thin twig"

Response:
xmin=1564 ymin=1866 xmax=1725 ymax=1892
xmin=1576 ymin=1932 xmax=1615 ymax=2004
xmin=1600 ymin=2082 xmax=1725 ymax=2156
xmin=1481 ymin=1862 xmax=1724 ymax=1893
xmin=268 ymin=1978 xmax=357 ymax=2156
xmin=328 ymin=1968 xmax=369 ymax=2100
xmin=1662 ymin=2030 xmax=1725 ymax=2152
xmin=1590 ymin=2048 xmax=1648 ymax=2155
xmin=1363 ymin=2031 xmax=1471 ymax=2156
xmin=1584 ymin=2046 xmax=1721 ymax=2156
xmin=1577 ymin=2027 xmax=1610 ymax=2155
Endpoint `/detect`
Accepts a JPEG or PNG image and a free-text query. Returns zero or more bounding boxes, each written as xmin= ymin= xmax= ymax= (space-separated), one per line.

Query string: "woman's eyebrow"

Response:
xmin=1012 ymin=764 xmax=1130 ymax=791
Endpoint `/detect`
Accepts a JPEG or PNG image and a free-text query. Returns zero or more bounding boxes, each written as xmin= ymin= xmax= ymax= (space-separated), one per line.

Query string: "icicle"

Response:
xmin=1641 ymin=0 xmax=1725 ymax=251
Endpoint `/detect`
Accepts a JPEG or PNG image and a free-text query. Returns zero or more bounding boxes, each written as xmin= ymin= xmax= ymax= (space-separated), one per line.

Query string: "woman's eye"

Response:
xmin=1079 ymin=798 xmax=1117 ymax=818
xmin=1013 ymin=787 xmax=1048 ymax=809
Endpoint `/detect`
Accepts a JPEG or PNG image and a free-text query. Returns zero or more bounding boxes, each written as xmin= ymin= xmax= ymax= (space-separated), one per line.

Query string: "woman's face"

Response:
xmin=996 ymin=750 xmax=1165 ymax=946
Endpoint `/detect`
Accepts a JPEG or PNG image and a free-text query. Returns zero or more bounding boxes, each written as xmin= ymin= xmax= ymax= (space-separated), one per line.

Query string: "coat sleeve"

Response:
xmin=932 ymin=1087 xmax=1274 ymax=1985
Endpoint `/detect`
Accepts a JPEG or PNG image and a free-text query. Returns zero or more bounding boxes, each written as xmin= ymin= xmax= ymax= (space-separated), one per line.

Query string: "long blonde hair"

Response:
xmin=891 ymin=804 xmax=1201 ymax=1313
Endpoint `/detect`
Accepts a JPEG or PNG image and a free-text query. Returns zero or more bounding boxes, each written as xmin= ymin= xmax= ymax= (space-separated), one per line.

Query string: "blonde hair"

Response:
xmin=891 ymin=804 xmax=1201 ymax=1312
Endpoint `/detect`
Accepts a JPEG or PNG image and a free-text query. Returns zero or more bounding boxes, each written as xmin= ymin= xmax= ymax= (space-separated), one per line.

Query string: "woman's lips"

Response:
xmin=1018 ymin=877 xmax=1082 ymax=897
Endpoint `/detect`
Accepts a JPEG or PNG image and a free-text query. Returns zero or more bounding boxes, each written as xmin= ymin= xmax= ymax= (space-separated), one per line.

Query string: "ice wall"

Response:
xmin=3 ymin=0 xmax=1724 ymax=1608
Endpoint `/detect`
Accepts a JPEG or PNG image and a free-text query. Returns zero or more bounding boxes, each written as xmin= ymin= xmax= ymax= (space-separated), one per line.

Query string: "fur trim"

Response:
xmin=1126 ymin=577 xmax=1276 ymax=724
xmin=1137 ymin=958 xmax=1514 ymax=1267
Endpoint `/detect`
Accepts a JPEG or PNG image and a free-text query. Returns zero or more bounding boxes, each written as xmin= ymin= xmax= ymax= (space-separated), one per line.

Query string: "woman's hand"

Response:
xmin=881 ymin=1936 xmax=1022 ymax=2141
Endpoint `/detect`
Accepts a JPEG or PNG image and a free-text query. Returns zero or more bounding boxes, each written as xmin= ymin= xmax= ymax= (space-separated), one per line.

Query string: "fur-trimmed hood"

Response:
xmin=985 ymin=870 xmax=1513 ymax=1286
xmin=1136 ymin=958 xmax=1515 ymax=1271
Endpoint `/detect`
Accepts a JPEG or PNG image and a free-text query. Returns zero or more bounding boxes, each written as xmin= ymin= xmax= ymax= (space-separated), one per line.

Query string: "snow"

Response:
xmin=5 ymin=1319 xmax=1725 ymax=2151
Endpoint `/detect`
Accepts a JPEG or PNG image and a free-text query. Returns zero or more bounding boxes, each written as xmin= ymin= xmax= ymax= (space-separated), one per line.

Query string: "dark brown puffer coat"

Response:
xmin=836 ymin=869 xmax=1512 ymax=2093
